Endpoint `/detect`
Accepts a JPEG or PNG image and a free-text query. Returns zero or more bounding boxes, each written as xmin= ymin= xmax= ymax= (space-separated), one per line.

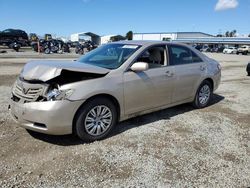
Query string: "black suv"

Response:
xmin=0 ymin=29 xmax=29 ymax=47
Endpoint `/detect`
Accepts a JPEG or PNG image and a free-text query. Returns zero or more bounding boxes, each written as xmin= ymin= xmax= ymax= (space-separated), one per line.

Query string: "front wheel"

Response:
xmin=74 ymin=97 xmax=117 ymax=142
xmin=192 ymin=81 xmax=213 ymax=108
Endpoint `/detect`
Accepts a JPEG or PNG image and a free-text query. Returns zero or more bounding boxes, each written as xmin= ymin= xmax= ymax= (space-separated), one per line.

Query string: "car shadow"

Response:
xmin=27 ymin=94 xmax=224 ymax=146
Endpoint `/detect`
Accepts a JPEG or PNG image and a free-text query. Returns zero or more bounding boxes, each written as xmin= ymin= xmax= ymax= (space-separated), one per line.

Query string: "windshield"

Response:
xmin=78 ymin=43 xmax=141 ymax=69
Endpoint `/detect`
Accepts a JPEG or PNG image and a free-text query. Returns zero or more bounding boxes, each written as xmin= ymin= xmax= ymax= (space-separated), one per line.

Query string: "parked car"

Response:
xmin=211 ymin=46 xmax=225 ymax=53
xmin=9 ymin=42 xmax=21 ymax=52
xmin=75 ymin=41 xmax=98 ymax=54
xmin=237 ymin=45 xmax=250 ymax=55
xmin=69 ymin=41 xmax=80 ymax=48
xmin=192 ymin=44 xmax=203 ymax=51
xmin=201 ymin=46 xmax=211 ymax=52
xmin=31 ymin=39 xmax=70 ymax=53
xmin=9 ymin=41 xmax=221 ymax=142
xmin=0 ymin=29 xmax=29 ymax=47
xmin=211 ymin=47 xmax=218 ymax=53
xmin=247 ymin=62 xmax=250 ymax=76
xmin=223 ymin=47 xmax=237 ymax=54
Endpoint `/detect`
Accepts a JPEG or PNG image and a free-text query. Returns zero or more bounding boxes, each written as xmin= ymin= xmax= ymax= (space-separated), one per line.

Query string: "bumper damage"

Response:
xmin=9 ymin=99 xmax=84 ymax=135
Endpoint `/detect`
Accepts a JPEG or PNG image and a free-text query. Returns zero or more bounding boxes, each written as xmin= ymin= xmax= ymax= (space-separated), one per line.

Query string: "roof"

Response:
xmin=112 ymin=40 xmax=185 ymax=46
xmin=174 ymin=37 xmax=250 ymax=45
xmin=71 ymin=32 xmax=100 ymax=37
xmin=133 ymin=32 xmax=213 ymax=36
xmin=112 ymin=40 xmax=163 ymax=45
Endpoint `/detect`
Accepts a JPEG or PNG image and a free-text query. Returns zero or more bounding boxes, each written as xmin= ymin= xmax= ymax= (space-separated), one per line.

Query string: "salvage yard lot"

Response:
xmin=0 ymin=53 xmax=249 ymax=187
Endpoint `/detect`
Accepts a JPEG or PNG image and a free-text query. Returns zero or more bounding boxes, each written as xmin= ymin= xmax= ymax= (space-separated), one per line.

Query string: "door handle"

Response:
xmin=165 ymin=71 xmax=174 ymax=77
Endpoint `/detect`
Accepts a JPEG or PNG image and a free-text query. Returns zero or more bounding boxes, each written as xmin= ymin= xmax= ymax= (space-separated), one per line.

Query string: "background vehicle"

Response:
xmin=75 ymin=41 xmax=98 ymax=54
xmin=31 ymin=39 xmax=70 ymax=53
xmin=201 ymin=46 xmax=211 ymax=52
xmin=9 ymin=42 xmax=21 ymax=52
xmin=237 ymin=45 xmax=250 ymax=55
xmin=211 ymin=46 xmax=225 ymax=53
xmin=29 ymin=33 xmax=39 ymax=42
xmin=0 ymin=28 xmax=29 ymax=47
xmin=44 ymin=34 xmax=52 ymax=41
xmin=192 ymin=44 xmax=203 ymax=51
xmin=68 ymin=41 xmax=80 ymax=48
xmin=247 ymin=62 xmax=250 ymax=76
xmin=223 ymin=47 xmax=237 ymax=54
xmin=9 ymin=41 xmax=221 ymax=142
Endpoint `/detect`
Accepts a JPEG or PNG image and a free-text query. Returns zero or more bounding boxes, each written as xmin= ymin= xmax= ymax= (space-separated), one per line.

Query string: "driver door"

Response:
xmin=123 ymin=45 xmax=175 ymax=115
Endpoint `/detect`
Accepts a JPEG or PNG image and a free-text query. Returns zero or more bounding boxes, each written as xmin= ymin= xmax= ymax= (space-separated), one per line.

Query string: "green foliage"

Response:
xmin=216 ymin=34 xmax=223 ymax=37
xmin=126 ymin=31 xmax=133 ymax=40
xmin=225 ymin=30 xmax=237 ymax=37
xmin=110 ymin=35 xmax=126 ymax=42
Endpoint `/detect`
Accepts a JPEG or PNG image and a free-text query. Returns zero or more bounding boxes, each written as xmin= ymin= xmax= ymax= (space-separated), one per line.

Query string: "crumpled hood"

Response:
xmin=20 ymin=60 xmax=110 ymax=82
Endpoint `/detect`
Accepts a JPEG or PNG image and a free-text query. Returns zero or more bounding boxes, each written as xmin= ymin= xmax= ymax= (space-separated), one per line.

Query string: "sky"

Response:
xmin=0 ymin=0 xmax=249 ymax=37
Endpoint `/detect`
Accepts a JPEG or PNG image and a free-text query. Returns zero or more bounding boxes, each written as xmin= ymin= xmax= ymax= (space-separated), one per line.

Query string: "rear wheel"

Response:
xmin=192 ymin=80 xmax=213 ymax=108
xmin=74 ymin=97 xmax=117 ymax=142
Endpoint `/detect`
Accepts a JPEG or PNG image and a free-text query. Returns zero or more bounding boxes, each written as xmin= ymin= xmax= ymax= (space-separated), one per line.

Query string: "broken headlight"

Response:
xmin=46 ymin=88 xmax=74 ymax=101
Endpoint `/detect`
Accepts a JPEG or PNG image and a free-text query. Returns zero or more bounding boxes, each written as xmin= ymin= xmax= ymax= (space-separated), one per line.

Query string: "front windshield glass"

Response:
xmin=78 ymin=43 xmax=141 ymax=69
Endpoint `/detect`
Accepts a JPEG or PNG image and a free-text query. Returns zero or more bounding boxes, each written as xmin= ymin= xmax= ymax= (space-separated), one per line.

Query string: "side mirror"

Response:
xmin=130 ymin=62 xmax=149 ymax=72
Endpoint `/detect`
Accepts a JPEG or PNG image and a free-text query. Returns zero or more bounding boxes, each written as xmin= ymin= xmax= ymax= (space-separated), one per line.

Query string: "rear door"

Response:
xmin=167 ymin=44 xmax=206 ymax=103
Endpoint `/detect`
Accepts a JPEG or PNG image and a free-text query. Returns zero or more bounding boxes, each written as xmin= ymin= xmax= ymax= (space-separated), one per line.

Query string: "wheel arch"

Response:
xmin=72 ymin=93 xmax=121 ymax=134
xmin=203 ymin=77 xmax=214 ymax=91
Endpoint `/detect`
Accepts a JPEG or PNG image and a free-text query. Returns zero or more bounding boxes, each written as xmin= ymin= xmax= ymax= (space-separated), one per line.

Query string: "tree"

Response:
xmin=229 ymin=30 xmax=237 ymax=37
xmin=225 ymin=30 xmax=236 ymax=37
xmin=110 ymin=35 xmax=126 ymax=42
xmin=216 ymin=34 xmax=223 ymax=37
xmin=248 ymin=34 xmax=250 ymax=37
xmin=126 ymin=31 xmax=133 ymax=40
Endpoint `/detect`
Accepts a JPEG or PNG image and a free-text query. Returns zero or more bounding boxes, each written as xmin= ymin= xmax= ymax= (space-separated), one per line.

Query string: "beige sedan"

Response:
xmin=9 ymin=41 xmax=221 ymax=142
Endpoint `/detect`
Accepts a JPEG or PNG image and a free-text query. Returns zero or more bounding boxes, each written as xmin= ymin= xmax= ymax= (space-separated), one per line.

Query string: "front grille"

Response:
xmin=12 ymin=79 xmax=47 ymax=103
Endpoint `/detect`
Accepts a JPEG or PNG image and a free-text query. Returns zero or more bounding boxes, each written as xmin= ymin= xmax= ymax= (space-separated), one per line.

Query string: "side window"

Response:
xmin=168 ymin=45 xmax=192 ymax=65
xmin=136 ymin=46 xmax=166 ymax=69
xmin=192 ymin=51 xmax=203 ymax=63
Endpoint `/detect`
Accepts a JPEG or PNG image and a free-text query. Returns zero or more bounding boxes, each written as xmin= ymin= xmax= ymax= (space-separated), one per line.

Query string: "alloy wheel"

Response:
xmin=198 ymin=84 xmax=211 ymax=105
xmin=84 ymin=105 xmax=113 ymax=136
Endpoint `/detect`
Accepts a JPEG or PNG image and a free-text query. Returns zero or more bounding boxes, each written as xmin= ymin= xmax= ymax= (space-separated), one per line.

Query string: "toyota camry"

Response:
xmin=9 ymin=41 xmax=221 ymax=142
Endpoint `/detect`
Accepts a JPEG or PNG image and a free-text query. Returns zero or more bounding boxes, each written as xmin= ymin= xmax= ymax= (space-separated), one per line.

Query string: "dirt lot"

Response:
xmin=0 ymin=53 xmax=249 ymax=187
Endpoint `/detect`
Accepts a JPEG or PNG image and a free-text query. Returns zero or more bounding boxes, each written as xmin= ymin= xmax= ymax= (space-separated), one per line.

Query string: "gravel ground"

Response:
xmin=0 ymin=53 xmax=249 ymax=187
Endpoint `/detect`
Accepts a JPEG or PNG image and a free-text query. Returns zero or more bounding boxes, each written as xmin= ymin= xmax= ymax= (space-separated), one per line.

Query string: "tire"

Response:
xmin=192 ymin=80 xmax=213 ymax=108
xmin=44 ymin=48 xmax=50 ymax=54
xmin=74 ymin=97 xmax=117 ymax=142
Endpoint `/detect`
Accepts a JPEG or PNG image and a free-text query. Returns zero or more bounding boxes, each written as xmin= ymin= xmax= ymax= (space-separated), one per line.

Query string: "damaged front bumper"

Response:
xmin=9 ymin=99 xmax=84 ymax=135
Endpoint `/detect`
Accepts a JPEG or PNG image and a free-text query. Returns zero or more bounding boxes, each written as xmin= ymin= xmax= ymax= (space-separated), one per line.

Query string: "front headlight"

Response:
xmin=46 ymin=88 xmax=74 ymax=101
